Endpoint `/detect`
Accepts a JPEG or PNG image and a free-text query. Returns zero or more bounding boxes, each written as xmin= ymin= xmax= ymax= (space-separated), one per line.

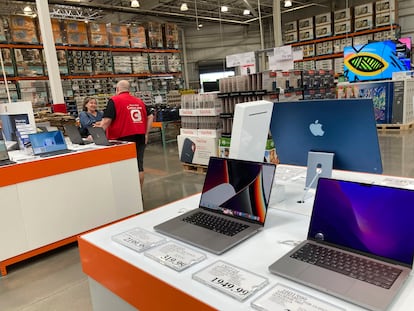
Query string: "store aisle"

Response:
xmin=0 ymin=129 xmax=413 ymax=311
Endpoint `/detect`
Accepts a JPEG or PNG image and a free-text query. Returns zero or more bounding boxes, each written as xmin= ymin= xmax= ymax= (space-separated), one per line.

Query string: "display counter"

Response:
xmin=0 ymin=143 xmax=142 ymax=276
xmin=78 ymin=165 xmax=414 ymax=311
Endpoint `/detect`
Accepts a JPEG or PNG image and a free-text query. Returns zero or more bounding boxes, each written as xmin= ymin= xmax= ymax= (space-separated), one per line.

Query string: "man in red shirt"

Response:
xmin=100 ymin=80 xmax=153 ymax=189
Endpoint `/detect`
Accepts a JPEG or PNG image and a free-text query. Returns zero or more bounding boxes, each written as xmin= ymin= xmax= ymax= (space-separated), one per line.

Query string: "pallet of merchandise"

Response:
xmin=376 ymin=122 xmax=414 ymax=132
xmin=182 ymin=163 xmax=207 ymax=174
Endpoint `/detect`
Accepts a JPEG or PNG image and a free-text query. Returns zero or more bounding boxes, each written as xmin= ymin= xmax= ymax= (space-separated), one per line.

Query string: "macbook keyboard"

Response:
xmin=39 ymin=149 xmax=75 ymax=157
xmin=291 ymin=243 xmax=402 ymax=289
xmin=183 ymin=211 xmax=249 ymax=236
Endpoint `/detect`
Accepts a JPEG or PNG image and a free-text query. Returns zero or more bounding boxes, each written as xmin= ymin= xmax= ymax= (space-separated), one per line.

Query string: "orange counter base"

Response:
xmin=78 ymin=236 xmax=215 ymax=311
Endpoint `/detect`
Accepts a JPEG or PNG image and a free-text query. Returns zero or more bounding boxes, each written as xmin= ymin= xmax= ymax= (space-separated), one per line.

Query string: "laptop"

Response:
xmin=29 ymin=130 xmax=74 ymax=157
xmin=154 ymin=157 xmax=276 ymax=254
xmin=64 ymin=124 xmax=92 ymax=145
xmin=269 ymin=177 xmax=414 ymax=311
xmin=87 ymin=127 xmax=126 ymax=146
xmin=0 ymin=139 xmax=16 ymax=166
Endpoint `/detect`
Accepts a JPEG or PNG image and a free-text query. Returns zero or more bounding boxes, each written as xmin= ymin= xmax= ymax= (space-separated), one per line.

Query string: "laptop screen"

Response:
xmin=29 ymin=131 xmax=68 ymax=155
xmin=309 ymin=178 xmax=414 ymax=267
xmin=199 ymin=157 xmax=276 ymax=225
xmin=0 ymin=140 xmax=10 ymax=161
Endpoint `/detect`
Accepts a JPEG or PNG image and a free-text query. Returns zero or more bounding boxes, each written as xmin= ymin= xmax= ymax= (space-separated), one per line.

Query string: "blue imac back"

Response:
xmin=270 ymin=99 xmax=383 ymax=174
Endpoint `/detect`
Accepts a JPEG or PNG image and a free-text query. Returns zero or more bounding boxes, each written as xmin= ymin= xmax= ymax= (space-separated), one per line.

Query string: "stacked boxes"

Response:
xmin=65 ymin=21 xmax=88 ymax=46
xmin=88 ymin=22 xmax=109 ymax=47
xmin=166 ymin=53 xmax=182 ymax=73
xmin=149 ymin=53 xmax=166 ymax=73
xmin=112 ymin=53 xmax=132 ymax=74
xmin=303 ymin=70 xmax=336 ymax=100
xmin=315 ymin=12 xmax=332 ymax=39
xmin=1 ymin=48 xmax=14 ymax=76
xmin=146 ymin=22 xmax=163 ymax=49
xmin=375 ymin=0 xmax=397 ymax=27
xmin=51 ymin=19 xmax=64 ymax=45
xmin=129 ymin=25 xmax=147 ymax=48
xmin=9 ymin=16 xmax=39 ymax=44
xmin=109 ymin=24 xmax=130 ymax=47
xmin=131 ymin=53 xmax=150 ymax=74
xmin=334 ymin=8 xmax=352 ymax=35
xmin=14 ymin=48 xmax=43 ymax=76
xmin=354 ymin=3 xmax=374 ymax=31
xmin=164 ymin=23 xmax=179 ymax=49
xmin=0 ymin=18 xmax=7 ymax=42
xmin=67 ymin=50 xmax=92 ymax=75
xmin=91 ymin=51 xmax=113 ymax=74
xmin=298 ymin=17 xmax=314 ymax=42
xmin=283 ymin=21 xmax=298 ymax=44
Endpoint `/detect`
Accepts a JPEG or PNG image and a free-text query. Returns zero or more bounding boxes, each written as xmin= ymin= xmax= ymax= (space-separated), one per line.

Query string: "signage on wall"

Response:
xmin=226 ymin=51 xmax=256 ymax=75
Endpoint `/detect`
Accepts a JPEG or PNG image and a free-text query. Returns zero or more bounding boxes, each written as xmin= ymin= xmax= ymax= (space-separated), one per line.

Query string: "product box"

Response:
xmin=0 ymin=18 xmax=7 ymax=42
xmin=283 ymin=32 xmax=298 ymax=44
xmin=353 ymin=34 xmax=373 ymax=46
xmin=334 ymin=57 xmax=344 ymax=75
xmin=376 ymin=0 xmax=396 ymax=13
xmin=218 ymin=136 xmax=231 ymax=158
xmin=1 ymin=48 xmax=14 ymax=76
xmin=51 ymin=19 xmax=64 ymax=44
xmin=110 ymin=35 xmax=130 ymax=47
xmin=354 ymin=3 xmax=373 ymax=17
xmin=89 ymin=22 xmax=107 ymax=34
xmin=316 ymin=41 xmax=333 ymax=56
xmin=177 ymin=135 xmax=218 ymax=165
xmin=163 ymin=23 xmax=179 ymax=49
xmin=315 ymin=12 xmax=332 ymax=25
xmin=302 ymin=44 xmax=315 ymax=58
xmin=129 ymin=25 xmax=147 ymax=48
xmin=89 ymin=33 xmax=109 ymax=46
xmin=334 ymin=8 xmax=351 ymax=22
xmin=334 ymin=20 xmax=352 ymax=35
xmin=11 ymin=29 xmax=39 ymax=44
xmin=109 ymin=24 xmax=128 ymax=36
xmin=354 ymin=16 xmax=373 ymax=32
xmin=283 ymin=21 xmax=297 ymax=32
xmin=10 ymin=16 xmax=36 ymax=30
xmin=67 ymin=32 xmax=89 ymax=46
xmin=376 ymin=11 xmax=397 ymax=27
xmin=315 ymin=24 xmax=332 ymax=38
xmin=146 ymin=21 xmax=163 ymax=49
xmin=65 ymin=21 xmax=87 ymax=34
xmin=298 ymin=17 xmax=313 ymax=29
xmin=299 ymin=28 xmax=314 ymax=41
xmin=333 ymin=37 xmax=353 ymax=53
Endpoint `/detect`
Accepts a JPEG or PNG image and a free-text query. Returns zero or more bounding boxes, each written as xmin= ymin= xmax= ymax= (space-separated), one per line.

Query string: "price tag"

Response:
xmin=144 ymin=242 xmax=206 ymax=271
xmin=112 ymin=227 xmax=165 ymax=253
xmin=251 ymin=283 xmax=346 ymax=311
xmin=192 ymin=260 xmax=268 ymax=301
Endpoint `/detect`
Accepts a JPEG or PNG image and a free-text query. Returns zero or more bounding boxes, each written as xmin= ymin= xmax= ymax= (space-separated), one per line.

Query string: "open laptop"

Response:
xmin=29 ymin=130 xmax=74 ymax=157
xmin=269 ymin=177 xmax=414 ymax=311
xmin=0 ymin=139 xmax=16 ymax=166
xmin=87 ymin=127 xmax=126 ymax=146
xmin=154 ymin=157 xmax=276 ymax=254
xmin=64 ymin=124 xmax=92 ymax=145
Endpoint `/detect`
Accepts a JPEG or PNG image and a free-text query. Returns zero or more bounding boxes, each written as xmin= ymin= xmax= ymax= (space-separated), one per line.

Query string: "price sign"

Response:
xmin=192 ymin=260 xmax=268 ymax=301
xmin=251 ymin=283 xmax=346 ymax=311
xmin=144 ymin=242 xmax=206 ymax=271
xmin=112 ymin=227 xmax=165 ymax=253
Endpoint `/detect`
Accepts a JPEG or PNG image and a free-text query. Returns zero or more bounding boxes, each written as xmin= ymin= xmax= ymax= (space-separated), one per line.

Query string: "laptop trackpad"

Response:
xmin=298 ymin=266 xmax=355 ymax=294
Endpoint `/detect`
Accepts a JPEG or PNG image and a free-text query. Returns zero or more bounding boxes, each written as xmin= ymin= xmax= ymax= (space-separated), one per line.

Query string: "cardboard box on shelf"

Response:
xmin=65 ymin=21 xmax=87 ymax=34
xmin=315 ymin=13 xmax=332 ymax=25
xmin=334 ymin=8 xmax=351 ymax=22
xmin=354 ymin=3 xmax=373 ymax=17
xmin=355 ymin=16 xmax=374 ymax=32
xmin=376 ymin=0 xmax=396 ymax=13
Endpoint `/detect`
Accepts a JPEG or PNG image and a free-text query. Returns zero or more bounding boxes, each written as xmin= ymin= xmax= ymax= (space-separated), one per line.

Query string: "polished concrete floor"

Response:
xmin=1 ymin=129 xmax=414 ymax=311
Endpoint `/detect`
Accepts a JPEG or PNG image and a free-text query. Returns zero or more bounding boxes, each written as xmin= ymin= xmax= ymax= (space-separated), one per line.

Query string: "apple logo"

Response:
xmin=309 ymin=120 xmax=325 ymax=136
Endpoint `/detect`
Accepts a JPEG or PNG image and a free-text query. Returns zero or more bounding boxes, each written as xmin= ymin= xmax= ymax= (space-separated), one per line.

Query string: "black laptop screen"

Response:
xmin=308 ymin=178 xmax=414 ymax=266
xmin=199 ymin=157 xmax=276 ymax=224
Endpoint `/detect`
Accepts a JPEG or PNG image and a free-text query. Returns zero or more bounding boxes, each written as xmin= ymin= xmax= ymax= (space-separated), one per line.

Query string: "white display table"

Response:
xmin=78 ymin=166 xmax=414 ymax=311
xmin=0 ymin=143 xmax=142 ymax=275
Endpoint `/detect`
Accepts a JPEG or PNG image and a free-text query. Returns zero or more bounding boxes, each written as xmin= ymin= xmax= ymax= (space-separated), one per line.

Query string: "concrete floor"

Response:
xmin=1 ymin=129 xmax=414 ymax=311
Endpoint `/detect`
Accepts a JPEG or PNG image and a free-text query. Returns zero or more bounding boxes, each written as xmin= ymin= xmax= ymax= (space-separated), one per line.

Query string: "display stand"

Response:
xmin=305 ymin=151 xmax=334 ymax=189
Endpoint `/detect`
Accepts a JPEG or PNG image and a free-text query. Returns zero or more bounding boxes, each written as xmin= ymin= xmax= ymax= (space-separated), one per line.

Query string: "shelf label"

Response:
xmin=112 ymin=227 xmax=165 ymax=253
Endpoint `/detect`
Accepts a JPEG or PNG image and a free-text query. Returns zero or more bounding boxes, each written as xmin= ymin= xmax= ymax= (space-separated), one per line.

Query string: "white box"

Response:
xmin=177 ymin=135 xmax=218 ymax=166
xmin=284 ymin=21 xmax=297 ymax=32
xmin=376 ymin=0 xmax=396 ymax=13
xmin=180 ymin=128 xmax=198 ymax=136
xmin=333 ymin=37 xmax=353 ymax=53
xmin=299 ymin=17 xmax=313 ymax=29
xmin=334 ymin=8 xmax=351 ymax=22
xmin=299 ymin=28 xmax=314 ymax=41
xmin=315 ymin=24 xmax=332 ymax=38
xmin=315 ymin=13 xmax=332 ymax=25
xmin=355 ymin=16 xmax=374 ymax=32
xmin=376 ymin=11 xmax=397 ymax=27
xmin=354 ymin=3 xmax=373 ymax=17
xmin=197 ymin=129 xmax=221 ymax=138
xmin=353 ymin=34 xmax=373 ymax=46
xmin=283 ymin=32 xmax=298 ymax=44
xmin=179 ymin=108 xmax=197 ymax=116
xmin=334 ymin=20 xmax=352 ymax=35
xmin=334 ymin=57 xmax=344 ymax=75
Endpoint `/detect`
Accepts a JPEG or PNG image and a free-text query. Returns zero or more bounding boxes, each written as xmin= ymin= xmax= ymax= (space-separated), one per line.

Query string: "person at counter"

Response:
xmin=99 ymin=80 xmax=153 ymax=189
xmin=79 ymin=97 xmax=103 ymax=137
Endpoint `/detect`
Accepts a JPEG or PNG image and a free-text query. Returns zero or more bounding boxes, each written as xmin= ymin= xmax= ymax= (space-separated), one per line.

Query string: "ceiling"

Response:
xmin=1 ymin=0 xmax=333 ymax=27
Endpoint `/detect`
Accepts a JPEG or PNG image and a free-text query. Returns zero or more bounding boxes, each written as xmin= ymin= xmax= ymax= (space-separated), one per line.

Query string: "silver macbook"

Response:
xmin=64 ymin=124 xmax=92 ymax=145
xmin=269 ymin=177 xmax=414 ymax=311
xmin=154 ymin=157 xmax=276 ymax=254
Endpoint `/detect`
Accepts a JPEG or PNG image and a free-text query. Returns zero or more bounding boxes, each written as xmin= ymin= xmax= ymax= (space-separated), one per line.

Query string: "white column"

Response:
xmin=35 ymin=0 xmax=65 ymax=106
xmin=273 ymin=0 xmax=283 ymax=47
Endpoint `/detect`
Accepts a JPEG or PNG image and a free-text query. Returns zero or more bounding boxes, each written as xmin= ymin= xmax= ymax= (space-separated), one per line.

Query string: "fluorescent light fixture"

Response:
xmin=131 ymin=0 xmax=140 ymax=8
xmin=180 ymin=3 xmax=188 ymax=11
xmin=198 ymin=23 xmax=203 ymax=28
xmin=243 ymin=9 xmax=250 ymax=15
xmin=284 ymin=0 xmax=292 ymax=7
xmin=221 ymin=6 xmax=228 ymax=12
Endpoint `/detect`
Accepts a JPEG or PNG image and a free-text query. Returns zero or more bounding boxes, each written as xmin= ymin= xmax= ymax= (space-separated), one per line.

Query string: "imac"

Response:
xmin=229 ymin=100 xmax=274 ymax=162
xmin=270 ymin=99 xmax=383 ymax=188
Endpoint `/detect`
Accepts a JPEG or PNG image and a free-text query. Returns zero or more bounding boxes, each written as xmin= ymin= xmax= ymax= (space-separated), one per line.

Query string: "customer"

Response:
xmin=79 ymin=97 xmax=103 ymax=137
xmin=99 ymin=80 xmax=153 ymax=189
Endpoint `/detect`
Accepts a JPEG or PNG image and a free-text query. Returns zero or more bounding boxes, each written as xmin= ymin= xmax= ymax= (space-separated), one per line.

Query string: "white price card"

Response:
xmin=192 ymin=260 xmax=268 ymax=301
xmin=251 ymin=283 xmax=346 ymax=311
xmin=112 ymin=227 xmax=165 ymax=253
xmin=144 ymin=242 xmax=206 ymax=271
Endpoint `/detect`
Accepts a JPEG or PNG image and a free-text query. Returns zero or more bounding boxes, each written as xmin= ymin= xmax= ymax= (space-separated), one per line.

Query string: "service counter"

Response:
xmin=0 ymin=143 xmax=142 ymax=275
xmin=78 ymin=165 xmax=414 ymax=311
